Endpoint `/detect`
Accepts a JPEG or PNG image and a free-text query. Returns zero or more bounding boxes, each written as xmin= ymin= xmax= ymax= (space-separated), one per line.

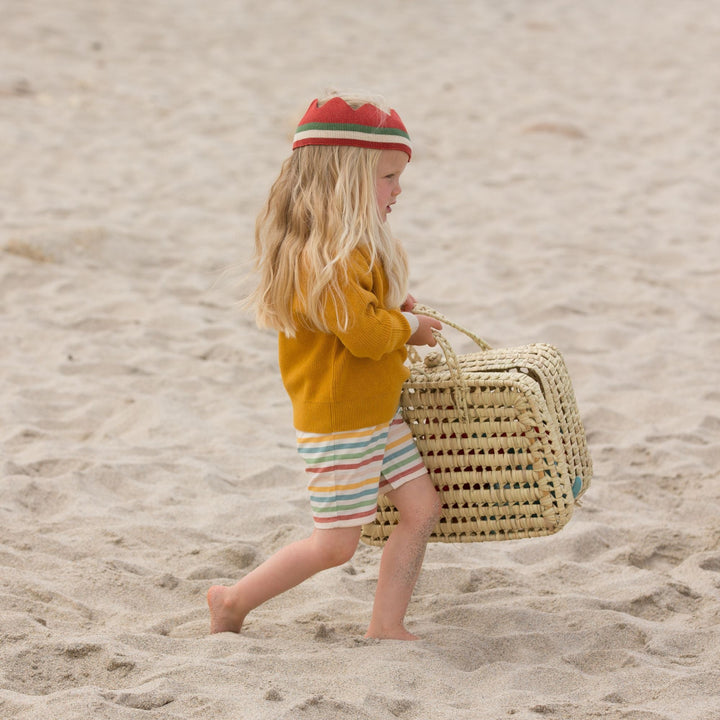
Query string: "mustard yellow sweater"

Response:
xmin=278 ymin=246 xmax=412 ymax=433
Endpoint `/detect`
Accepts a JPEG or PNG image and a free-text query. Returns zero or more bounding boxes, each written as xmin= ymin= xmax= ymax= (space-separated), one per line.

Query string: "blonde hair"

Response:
xmin=247 ymin=95 xmax=409 ymax=337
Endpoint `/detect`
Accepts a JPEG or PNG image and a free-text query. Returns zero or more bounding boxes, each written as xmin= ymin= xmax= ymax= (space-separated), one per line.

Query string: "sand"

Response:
xmin=2 ymin=0 xmax=720 ymax=718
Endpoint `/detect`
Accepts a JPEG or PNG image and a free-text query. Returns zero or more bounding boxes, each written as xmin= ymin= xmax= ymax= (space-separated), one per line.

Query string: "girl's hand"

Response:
xmin=401 ymin=294 xmax=417 ymax=312
xmin=408 ymin=314 xmax=442 ymax=347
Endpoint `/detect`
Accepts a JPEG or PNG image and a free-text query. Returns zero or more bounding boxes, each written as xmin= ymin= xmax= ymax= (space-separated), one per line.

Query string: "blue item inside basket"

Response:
xmin=532 ymin=461 xmax=584 ymax=500
xmin=572 ymin=476 xmax=583 ymax=498
xmin=467 ymin=430 xmax=584 ymax=498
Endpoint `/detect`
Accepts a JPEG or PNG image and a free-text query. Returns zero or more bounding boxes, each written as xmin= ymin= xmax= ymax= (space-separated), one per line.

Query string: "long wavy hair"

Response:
xmin=246 ymin=95 xmax=409 ymax=337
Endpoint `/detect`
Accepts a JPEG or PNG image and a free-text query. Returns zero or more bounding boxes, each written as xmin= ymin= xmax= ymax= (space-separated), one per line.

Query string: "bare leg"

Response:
xmin=365 ymin=472 xmax=441 ymax=640
xmin=208 ymin=526 xmax=361 ymax=634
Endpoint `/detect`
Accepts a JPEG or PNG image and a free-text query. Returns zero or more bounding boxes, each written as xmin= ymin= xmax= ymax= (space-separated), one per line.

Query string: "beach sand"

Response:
xmin=2 ymin=1 xmax=720 ymax=718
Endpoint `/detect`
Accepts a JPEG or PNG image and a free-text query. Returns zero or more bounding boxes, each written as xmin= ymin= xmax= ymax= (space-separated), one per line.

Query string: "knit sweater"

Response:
xmin=278 ymin=246 xmax=412 ymax=433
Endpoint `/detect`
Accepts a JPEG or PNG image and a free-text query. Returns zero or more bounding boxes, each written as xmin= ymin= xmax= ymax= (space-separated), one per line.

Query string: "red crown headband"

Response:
xmin=292 ymin=97 xmax=412 ymax=160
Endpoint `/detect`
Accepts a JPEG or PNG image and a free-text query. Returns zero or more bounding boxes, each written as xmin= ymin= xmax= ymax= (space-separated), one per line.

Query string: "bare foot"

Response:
xmin=364 ymin=625 xmax=420 ymax=641
xmin=207 ymin=585 xmax=246 ymax=634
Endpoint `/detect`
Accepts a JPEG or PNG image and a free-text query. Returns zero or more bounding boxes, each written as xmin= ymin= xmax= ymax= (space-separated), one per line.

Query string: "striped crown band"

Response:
xmin=292 ymin=97 xmax=412 ymax=159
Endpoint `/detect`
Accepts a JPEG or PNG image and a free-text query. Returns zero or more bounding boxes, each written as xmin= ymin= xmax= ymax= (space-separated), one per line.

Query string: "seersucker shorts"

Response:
xmin=296 ymin=408 xmax=427 ymax=529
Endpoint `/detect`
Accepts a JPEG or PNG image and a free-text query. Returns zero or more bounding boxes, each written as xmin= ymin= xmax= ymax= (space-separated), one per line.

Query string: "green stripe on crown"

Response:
xmin=296 ymin=121 xmax=410 ymax=139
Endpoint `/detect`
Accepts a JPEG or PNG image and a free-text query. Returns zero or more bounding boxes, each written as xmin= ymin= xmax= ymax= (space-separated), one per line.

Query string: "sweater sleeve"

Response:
xmin=323 ymin=250 xmax=412 ymax=361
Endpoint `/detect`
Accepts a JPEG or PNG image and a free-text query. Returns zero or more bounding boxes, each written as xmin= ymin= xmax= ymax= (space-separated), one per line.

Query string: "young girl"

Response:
xmin=207 ymin=92 xmax=443 ymax=641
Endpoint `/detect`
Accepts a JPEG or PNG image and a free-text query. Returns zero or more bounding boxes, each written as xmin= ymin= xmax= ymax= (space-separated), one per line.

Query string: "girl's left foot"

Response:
xmin=207 ymin=586 xmax=246 ymax=634
xmin=365 ymin=624 xmax=420 ymax=641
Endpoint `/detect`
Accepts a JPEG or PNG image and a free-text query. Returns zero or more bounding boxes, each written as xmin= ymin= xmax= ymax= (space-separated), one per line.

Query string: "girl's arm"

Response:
xmin=329 ymin=285 xmax=441 ymax=358
xmin=401 ymin=294 xmax=417 ymax=312
xmin=323 ymin=251 xmax=443 ymax=358
xmin=323 ymin=254 xmax=413 ymax=360
xmin=401 ymin=293 xmax=442 ymax=346
xmin=407 ymin=314 xmax=442 ymax=346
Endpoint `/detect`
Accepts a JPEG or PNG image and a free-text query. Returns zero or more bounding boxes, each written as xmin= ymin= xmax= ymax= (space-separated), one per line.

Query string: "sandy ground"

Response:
xmin=1 ymin=1 xmax=720 ymax=718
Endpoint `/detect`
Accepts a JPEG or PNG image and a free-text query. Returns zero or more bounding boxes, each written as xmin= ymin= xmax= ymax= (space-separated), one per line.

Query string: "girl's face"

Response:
xmin=375 ymin=150 xmax=409 ymax=222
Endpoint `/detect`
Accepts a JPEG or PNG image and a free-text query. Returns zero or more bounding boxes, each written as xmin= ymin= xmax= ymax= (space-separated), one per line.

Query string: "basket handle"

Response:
xmin=412 ymin=303 xmax=493 ymax=351
xmin=408 ymin=304 xmax=491 ymax=422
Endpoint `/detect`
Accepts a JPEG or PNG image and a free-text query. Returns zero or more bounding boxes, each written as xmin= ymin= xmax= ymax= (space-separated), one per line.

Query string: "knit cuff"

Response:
xmin=402 ymin=312 xmax=420 ymax=335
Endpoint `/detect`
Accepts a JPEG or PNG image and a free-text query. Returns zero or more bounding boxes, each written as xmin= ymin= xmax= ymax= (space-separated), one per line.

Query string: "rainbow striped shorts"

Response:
xmin=296 ymin=409 xmax=428 ymax=529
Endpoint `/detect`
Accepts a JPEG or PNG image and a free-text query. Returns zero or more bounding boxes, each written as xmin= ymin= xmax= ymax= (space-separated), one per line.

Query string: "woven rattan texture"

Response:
xmin=452 ymin=343 xmax=593 ymax=497
xmin=360 ymin=311 xmax=591 ymax=546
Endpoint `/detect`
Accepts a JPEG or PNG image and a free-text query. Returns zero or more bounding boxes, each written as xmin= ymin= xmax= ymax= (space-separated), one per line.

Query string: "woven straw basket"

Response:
xmin=360 ymin=305 xmax=592 ymax=546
